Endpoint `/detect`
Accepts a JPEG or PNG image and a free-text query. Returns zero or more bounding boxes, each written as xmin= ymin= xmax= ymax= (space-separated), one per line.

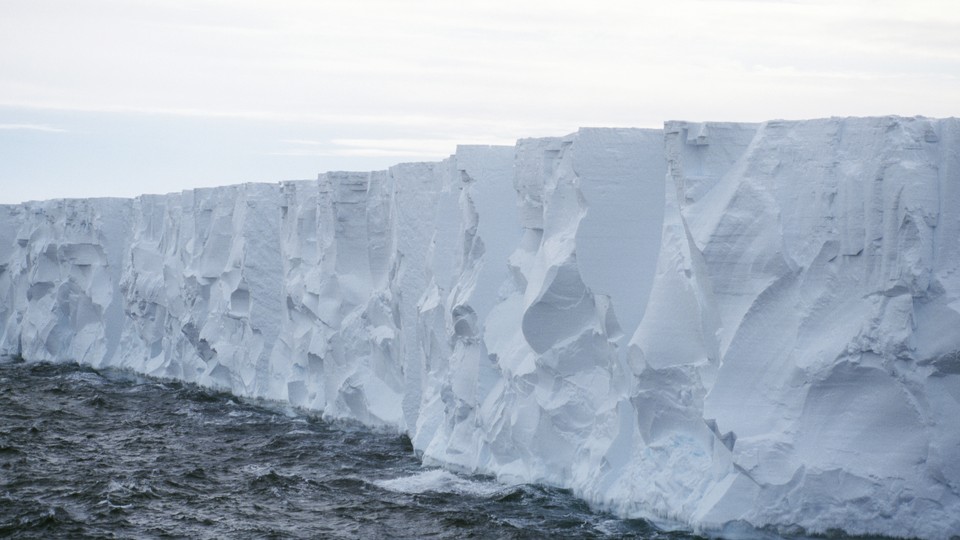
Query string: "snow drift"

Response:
xmin=1 ymin=117 xmax=958 ymax=538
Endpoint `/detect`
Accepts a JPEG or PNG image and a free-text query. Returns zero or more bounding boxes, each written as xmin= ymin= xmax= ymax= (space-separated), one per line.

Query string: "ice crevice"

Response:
xmin=1 ymin=117 xmax=959 ymax=539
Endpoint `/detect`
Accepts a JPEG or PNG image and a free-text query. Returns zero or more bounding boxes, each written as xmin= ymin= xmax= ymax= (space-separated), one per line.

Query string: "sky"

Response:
xmin=1 ymin=0 xmax=959 ymax=203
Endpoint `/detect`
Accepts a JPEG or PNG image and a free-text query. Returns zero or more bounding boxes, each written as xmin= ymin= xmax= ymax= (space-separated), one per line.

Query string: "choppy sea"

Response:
xmin=0 ymin=357 xmax=709 ymax=539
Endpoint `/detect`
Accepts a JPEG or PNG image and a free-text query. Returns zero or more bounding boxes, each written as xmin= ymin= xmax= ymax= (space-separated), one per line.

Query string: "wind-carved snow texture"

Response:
xmin=1 ymin=117 xmax=958 ymax=539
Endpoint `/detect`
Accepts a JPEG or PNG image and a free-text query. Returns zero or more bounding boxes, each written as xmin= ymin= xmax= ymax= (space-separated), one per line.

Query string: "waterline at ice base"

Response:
xmin=2 ymin=116 xmax=958 ymax=539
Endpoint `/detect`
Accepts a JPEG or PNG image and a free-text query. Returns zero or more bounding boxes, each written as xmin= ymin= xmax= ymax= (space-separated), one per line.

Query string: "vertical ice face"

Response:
xmin=639 ymin=117 xmax=960 ymax=537
xmin=573 ymin=128 xmax=665 ymax=339
xmin=413 ymin=129 xmax=670 ymax=501
xmin=116 ymin=184 xmax=284 ymax=396
xmin=274 ymin=170 xmax=402 ymax=426
xmin=391 ymin=160 xmax=457 ymax=432
xmin=411 ymin=145 xmax=517 ymax=462
xmin=270 ymin=180 xmax=324 ymax=407
xmin=0 ymin=198 xmax=131 ymax=367
xmin=272 ymin=161 xmax=463 ymax=428
xmin=1 ymin=118 xmax=958 ymax=539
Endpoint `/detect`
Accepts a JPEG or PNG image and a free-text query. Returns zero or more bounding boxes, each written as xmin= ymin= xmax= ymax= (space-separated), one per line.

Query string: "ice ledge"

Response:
xmin=1 ymin=118 xmax=958 ymax=539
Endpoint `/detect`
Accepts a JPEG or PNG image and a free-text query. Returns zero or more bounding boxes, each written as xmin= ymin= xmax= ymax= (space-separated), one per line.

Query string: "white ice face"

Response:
xmin=1 ymin=117 xmax=958 ymax=539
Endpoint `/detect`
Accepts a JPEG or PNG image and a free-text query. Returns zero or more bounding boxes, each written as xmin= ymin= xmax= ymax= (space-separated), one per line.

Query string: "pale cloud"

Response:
xmin=0 ymin=123 xmax=67 ymax=133
xmin=3 ymin=0 xmax=958 ymax=128
xmin=1 ymin=0 xmax=959 ymax=202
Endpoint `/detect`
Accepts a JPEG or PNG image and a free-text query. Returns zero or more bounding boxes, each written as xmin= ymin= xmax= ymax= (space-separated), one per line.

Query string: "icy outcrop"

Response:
xmin=116 ymin=184 xmax=286 ymax=395
xmin=1 ymin=117 xmax=958 ymax=539
xmin=0 ymin=198 xmax=130 ymax=366
xmin=648 ymin=118 xmax=960 ymax=536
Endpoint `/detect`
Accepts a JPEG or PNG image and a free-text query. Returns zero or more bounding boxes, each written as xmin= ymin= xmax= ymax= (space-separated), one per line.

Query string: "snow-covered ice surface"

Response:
xmin=1 ymin=117 xmax=958 ymax=539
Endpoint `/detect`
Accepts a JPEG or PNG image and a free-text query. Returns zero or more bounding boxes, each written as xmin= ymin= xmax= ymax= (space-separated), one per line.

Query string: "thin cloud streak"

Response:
xmin=0 ymin=123 xmax=67 ymax=133
xmin=274 ymin=137 xmax=517 ymax=158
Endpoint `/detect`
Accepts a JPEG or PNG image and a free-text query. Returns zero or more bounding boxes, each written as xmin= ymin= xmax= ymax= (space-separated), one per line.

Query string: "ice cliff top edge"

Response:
xmin=1 ymin=116 xmax=959 ymax=539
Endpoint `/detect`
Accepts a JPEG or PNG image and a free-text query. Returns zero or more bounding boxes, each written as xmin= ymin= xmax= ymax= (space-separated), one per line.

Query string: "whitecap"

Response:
xmin=374 ymin=469 xmax=511 ymax=498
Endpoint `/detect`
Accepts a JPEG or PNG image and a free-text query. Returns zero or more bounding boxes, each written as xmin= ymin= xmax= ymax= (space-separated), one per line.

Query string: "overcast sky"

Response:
xmin=2 ymin=0 xmax=958 ymax=203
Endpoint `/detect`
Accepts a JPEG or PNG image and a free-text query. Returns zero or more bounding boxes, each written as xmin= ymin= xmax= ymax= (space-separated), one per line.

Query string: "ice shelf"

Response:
xmin=2 ymin=117 xmax=959 ymax=539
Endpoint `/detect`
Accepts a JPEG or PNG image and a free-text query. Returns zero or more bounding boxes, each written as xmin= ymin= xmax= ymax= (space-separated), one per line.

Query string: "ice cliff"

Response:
xmin=1 ymin=117 xmax=958 ymax=539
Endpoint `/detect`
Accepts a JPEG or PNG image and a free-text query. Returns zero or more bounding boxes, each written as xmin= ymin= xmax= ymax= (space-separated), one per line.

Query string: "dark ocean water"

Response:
xmin=0 ymin=358 xmax=705 ymax=539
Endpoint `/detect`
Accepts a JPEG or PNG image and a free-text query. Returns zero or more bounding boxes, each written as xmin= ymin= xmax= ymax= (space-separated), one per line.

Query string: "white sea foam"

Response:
xmin=374 ymin=469 xmax=508 ymax=498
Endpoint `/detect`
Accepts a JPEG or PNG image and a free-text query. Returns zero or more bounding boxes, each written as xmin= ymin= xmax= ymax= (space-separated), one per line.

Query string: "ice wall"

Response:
xmin=0 ymin=198 xmax=130 ymax=366
xmin=1 ymin=118 xmax=958 ymax=539
xmin=640 ymin=117 xmax=960 ymax=537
